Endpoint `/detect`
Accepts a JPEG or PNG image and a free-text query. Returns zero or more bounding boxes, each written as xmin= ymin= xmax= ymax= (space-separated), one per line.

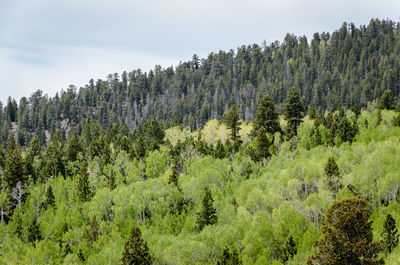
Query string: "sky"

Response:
xmin=0 ymin=0 xmax=399 ymax=104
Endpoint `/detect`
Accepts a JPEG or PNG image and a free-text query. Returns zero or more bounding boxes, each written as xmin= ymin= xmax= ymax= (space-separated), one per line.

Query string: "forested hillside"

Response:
xmin=0 ymin=18 xmax=400 ymax=265
xmin=1 ymin=18 xmax=400 ymax=146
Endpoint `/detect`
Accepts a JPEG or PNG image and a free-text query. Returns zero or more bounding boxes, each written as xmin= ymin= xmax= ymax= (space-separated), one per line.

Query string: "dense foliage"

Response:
xmin=0 ymin=19 xmax=400 ymax=264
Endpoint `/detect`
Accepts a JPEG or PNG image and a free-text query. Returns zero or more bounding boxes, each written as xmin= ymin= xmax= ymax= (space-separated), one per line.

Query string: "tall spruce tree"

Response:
xmin=75 ymin=160 xmax=91 ymax=202
xmin=252 ymin=95 xmax=281 ymax=136
xmin=45 ymin=130 xmax=64 ymax=177
xmin=4 ymin=134 xmax=25 ymax=192
xmin=381 ymin=214 xmax=399 ymax=253
xmin=44 ymin=185 xmax=55 ymax=209
xmin=198 ymin=186 xmax=218 ymax=231
xmin=307 ymin=198 xmax=384 ymax=265
xmin=223 ymin=105 xmax=242 ymax=141
xmin=28 ymin=217 xmax=42 ymax=243
xmin=121 ymin=226 xmax=152 ymax=265
xmin=324 ymin=157 xmax=342 ymax=196
xmin=256 ymin=127 xmax=271 ymax=160
xmin=284 ymin=87 xmax=305 ymax=138
xmin=378 ymin=90 xmax=396 ymax=110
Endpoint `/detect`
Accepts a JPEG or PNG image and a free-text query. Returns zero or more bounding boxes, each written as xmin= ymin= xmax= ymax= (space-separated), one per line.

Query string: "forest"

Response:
xmin=0 ymin=19 xmax=399 ymax=264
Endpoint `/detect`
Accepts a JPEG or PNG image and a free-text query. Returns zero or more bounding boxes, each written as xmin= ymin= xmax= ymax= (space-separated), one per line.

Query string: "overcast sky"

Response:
xmin=0 ymin=0 xmax=399 ymax=103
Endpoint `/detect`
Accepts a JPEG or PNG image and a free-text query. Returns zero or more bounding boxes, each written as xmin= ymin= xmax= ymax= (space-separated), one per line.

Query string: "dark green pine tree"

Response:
xmin=44 ymin=185 xmax=55 ymax=209
xmin=214 ymin=140 xmax=226 ymax=159
xmin=252 ymin=94 xmax=281 ymax=136
xmin=168 ymin=166 xmax=180 ymax=188
xmin=121 ymin=226 xmax=152 ymax=265
xmin=217 ymin=247 xmax=242 ymax=265
xmin=282 ymin=235 xmax=297 ymax=263
xmin=223 ymin=105 xmax=242 ymax=141
xmin=392 ymin=114 xmax=400 ymax=127
xmin=256 ymin=127 xmax=271 ymax=161
xmin=4 ymin=134 xmax=25 ymax=192
xmin=198 ymin=187 xmax=218 ymax=231
xmin=308 ymin=106 xmax=317 ymax=119
xmin=352 ymin=104 xmax=361 ymax=119
xmin=45 ymin=130 xmax=64 ymax=177
xmin=64 ymin=130 xmax=82 ymax=162
xmin=28 ymin=217 xmax=42 ymax=243
xmin=108 ymin=168 xmax=116 ymax=190
xmin=284 ymin=87 xmax=305 ymax=139
xmin=311 ymin=120 xmax=322 ymax=147
xmin=324 ymin=157 xmax=342 ymax=196
xmin=378 ymin=90 xmax=396 ymax=110
xmin=25 ymin=135 xmax=41 ymax=179
xmin=381 ymin=214 xmax=399 ymax=253
xmin=76 ymin=160 xmax=92 ymax=202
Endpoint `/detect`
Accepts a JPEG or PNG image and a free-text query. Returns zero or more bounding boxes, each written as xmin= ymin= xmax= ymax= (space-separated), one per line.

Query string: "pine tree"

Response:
xmin=214 ymin=140 xmax=226 ymax=159
xmin=44 ymin=185 xmax=55 ymax=209
xmin=217 ymin=247 xmax=242 ymax=265
xmin=308 ymin=106 xmax=317 ymax=119
xmin=311 ymin=120 xmax=322 ymax=147
xmin=284 ymin=87 xmax=305 ymax=138
xmin=324 ymin=157 xmax=342 ymax=196
xmin=25 ymin=135 xmax=41 ymax=179
xmin=121 ymin=226 xmax=152 ymax=265
xmin=64 ymin=131 xmax=82 ymax=162
xmin=28 ymin=217 xmax=42 ymax=243
xmin=352 ymin=104 xmax=361 ymax=119
xmin=378 ymin=90 xmax=396 ymax=110
xmin=223 ymin=105 xmax=242 ymax=141
xmin=45 ymin=130 xmax=64 ymax=177
xmin=108 ymin=168 xmax=116 ymax=190
xmin=198 ymin=187 xmax=218 ymax=231
xmin=307 ymin=198 xmax=384 ymax=265
xmin=4 ymin=134 xmax=25 ymax=192
xmin=168 ymin=166 xmax=180 ymax=188
xmin=381 ymin=214 xmax=399 ymax=253
xmin=252 ymin=94 xmax=281 ymax=136
xmin=76 ymin=160 xmax=91 ymax=202
xmin=256 ymin=127 xmax=271 ymax=160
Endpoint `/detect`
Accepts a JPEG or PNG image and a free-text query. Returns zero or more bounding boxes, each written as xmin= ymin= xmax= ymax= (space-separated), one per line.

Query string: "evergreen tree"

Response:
xmin=284 ymin=87 xmax=305 ymax=138
xmin=324 ymin=157 xmax=342 ymax=196
xmin=198 ymin=187 xmax=218 ymax=231
xmin=393 ymin=114 xmax=400 ymax=127
xmin=252 ymin=94 xmax=281 ymax=136
xmin=378 ymin=90 xmax=396 ymax=110
xmin=75 ymin=160 xmax=91 ymax=202
xmin=44 ymin=185 xmax=55 ymax=209
xmin=108 ymin=168 xmax=116 ymax=190
xmin=28 ymin=217 xmax=42 ymax=243
xmin=45 ymin=130 xmax=64 ymax=177
xmin=217 ymin=247 xmax=242 ymax=265
xmin=214 ymin=140 xmax=226 ymax=159
xmin=64 ymin=131 xmax=82 ymax=162
xmin=381 ymin=214 xmax=399 ymax=253
xmin=256 ymin=127 xmax=271 ymax=161
xmin=4 ymin=134 xmax=25 ymax=192
xmin=25 ymin=135 xmax=41 ymax=179
xmin=352 ymin=104 xmax=361 ymax=119
xmin=308 ymin=106 xmax=317 ymax=119
xmin=78 ymin=248 xmax=85 ymax=262
xmin=168 ymin=166 xmax=180 ymax=189
xmin=307 ymin=198 xmax=384 ymax=265
xmin=223 ymin=105 xmax=242 ymax=141
xmin=121 ymin=226 xmax=152 ymax=265
xmin=311 ymin=120 xmax=322 ymax=147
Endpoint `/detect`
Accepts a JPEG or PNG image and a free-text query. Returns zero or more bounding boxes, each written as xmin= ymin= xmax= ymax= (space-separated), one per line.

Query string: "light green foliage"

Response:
xmin=201 ymin=119 xmax=231 ymax=146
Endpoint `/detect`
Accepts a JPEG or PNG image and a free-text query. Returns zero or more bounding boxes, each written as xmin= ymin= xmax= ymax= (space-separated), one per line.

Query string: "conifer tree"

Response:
xmin=307 ymin=198 xmax=384 ymax=265
xmin=64 ymin=131 xmax=82 ymax=162
xmin=76 ymin=160 xmax=91 ymax=202
xmin=108 ymin=168 xmax=116 ymax=190
xmin=121 ymin=226 xmax=152 ymax=265
xmin=44 ymin=185 xmax=55 ymax=209
xmin=28 ymin=217 xmax=42 ymax=243
xmin=324 ymin=157 xmax=342 ymax=196
xmin=25 ymin=135 xmax=41 ymax=179
xmin=378 ymin=89 xmax=396 ymax=110
xmin=78 ymin=248 xmax=85 ymax=262
xmin=256 ymin=127 xmax=271 ymax=160
xmin=223 ymin=105 xmax=242 ymax=141
xmin=311 ymin=120 xmax=322 ymax=147
xmin=252 ymin=94 xmax=281 ymax=136
xmin=198 ymin=187 xmax=218 ymax=231
xmin=45 ymin=130 xmax=64 ymax=177
xmin=217 ymin=247 xmax=242 ymax=265
xmin=381 ymin=214 xmax=399 ymax=253
xmin=214 ymin=140 xmax=226 ymax=159
xmin=352 ymin=104 xmax=361 ymax=119
xmin=308 ymin=106 xmax=317 ymax=119
xmin=284 ymin=87 xmax=305 ymax=138
xmin=4 ymin=134 xmax=25 ymax=192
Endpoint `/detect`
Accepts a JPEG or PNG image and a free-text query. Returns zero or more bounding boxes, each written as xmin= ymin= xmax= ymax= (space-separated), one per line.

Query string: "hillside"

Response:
xmin=0 ymin=19 xmax=400 ymax=146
